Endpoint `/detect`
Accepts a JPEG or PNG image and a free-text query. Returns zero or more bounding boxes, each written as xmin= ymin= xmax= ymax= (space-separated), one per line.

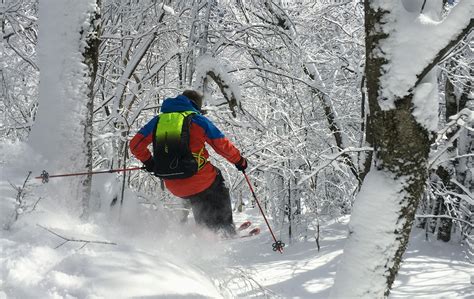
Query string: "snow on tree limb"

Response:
xmin=412 ymin=77 xmax=438 ymax=130
xmin=415 ymin=214 xmax=473 ymax=228
xmin=376 ymin=0 xmax=473 ymax=106
xmin=414 ymin=18 xmax=473 ymax=89
xmin=194 ymin=55 xmax=241 ymax=116
xmin=299 ymin=147 xmax=373 ymax=185
xmin=331 ymin=169 xmax=407 ymax=298
xmin=141 ymin=49 xmax=180 ymax=84
xmin=429 ymin=107 xmax=473 ymax=168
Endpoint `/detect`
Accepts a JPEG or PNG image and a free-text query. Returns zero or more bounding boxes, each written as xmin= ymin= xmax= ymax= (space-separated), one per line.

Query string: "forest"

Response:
xmin=1 ymin=0 xmax=473 ymax=298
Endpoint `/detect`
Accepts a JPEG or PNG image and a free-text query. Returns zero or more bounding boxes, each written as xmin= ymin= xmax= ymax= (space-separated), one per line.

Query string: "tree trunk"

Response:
xmin=332 ymin=0 xmax=472 ymax=296
xmin=331 ymin=3 xmax=430 ymax=297
xmin=30 ymin=0 xmax=102 ymax=217
xmin=81 ymin=0 xmax=101 ymax=218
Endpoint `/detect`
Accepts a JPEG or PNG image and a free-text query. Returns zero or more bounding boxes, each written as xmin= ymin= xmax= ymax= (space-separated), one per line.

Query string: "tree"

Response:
xmin=331 ymin=1 xmax=473 ymax=297
xmin=27 ymin=0 xmax=101 ymax=218
xmin=0 ymin=0 xmax=39 ymax=141
xmin=418 ymin=31 xmax=473 ymax=261
xmin=81 ymin=0 xmax=101 ymax=218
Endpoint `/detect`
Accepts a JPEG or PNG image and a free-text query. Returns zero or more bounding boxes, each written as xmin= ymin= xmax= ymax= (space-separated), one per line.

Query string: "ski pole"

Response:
xmin=35 ymin=167 xmax=145 ymax=183
xmin=242 ymin=171 xmax=285 ymax=253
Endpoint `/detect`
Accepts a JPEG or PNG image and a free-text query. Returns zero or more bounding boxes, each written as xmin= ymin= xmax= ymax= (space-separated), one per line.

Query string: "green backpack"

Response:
xmin=152 ymin=111 xmax=205 ymax=179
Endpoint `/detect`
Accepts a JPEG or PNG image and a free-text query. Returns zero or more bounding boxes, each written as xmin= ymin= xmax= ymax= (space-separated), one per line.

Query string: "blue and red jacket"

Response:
xmin=130 ymin=95 xmax=242 ymax=197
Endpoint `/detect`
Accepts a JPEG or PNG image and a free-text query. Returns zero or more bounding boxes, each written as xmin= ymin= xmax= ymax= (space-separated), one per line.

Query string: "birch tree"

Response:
xmin=331 ymin=1 xmax=473 ymax=297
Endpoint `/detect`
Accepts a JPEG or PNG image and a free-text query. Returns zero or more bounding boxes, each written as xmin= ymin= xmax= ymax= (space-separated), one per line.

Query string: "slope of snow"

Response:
xmin=1 ymin=238 xmax=221 ymax=298
xmin=1 ymin=141 xmax=472 ymax=298
xmin=0 ymin=142 xmax=223 ymax=298
xmin=391 ymin=229 xmax=473 ymax=298
xmin=225 ymin=210 xmax=473 ymax=298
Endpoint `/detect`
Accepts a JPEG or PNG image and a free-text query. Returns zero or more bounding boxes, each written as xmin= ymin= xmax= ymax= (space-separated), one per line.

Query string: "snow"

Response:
xmin=330 ymin=169 xmax=407 ymax=298
xmin=1 ymin=235 xmax=222 ymax=298
xmin=3 ymin=0 xmax=472 ymax=297
xmin=392 ymin=230 xmax=474 ymax=298
xmin=24 ymin=0 xmax=98 ymax=211
xmin=0 ymin=146 xmax=223 ymax=298
xmin=29 ymin=0 xmax=96 ymax=168
xmin=412 ymin=80 xmax=438 ymax=131
xmin=162 ymin=4 xmax=176 ymax=15
xmin=375 ymin=1 xmax=473 ymax=107
xmin=1 ymin=146 xmax=472 ymax=298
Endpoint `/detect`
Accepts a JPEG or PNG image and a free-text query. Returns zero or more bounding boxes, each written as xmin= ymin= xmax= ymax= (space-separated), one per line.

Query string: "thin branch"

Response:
xmin=299 ymin=147 xmax=373 ymax=185
xmin=450 ymin=179 xmax=474 ymax=201
xmin=31 ymin=197 xmax=42 ymax=211
xmin=37 ymin=225 xmax=117 ymax=249
xmin=6 ymin=39 xmax=39 ymax=71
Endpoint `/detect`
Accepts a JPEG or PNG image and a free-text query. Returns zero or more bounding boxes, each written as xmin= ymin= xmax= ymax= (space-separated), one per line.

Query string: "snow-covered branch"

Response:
xmin=415 ymin=19 xmax=473 ymax=89
xmin=299 ymin=147 xmax=373 ymax=185
xmin=378 ymin=0 xmax=474 ymax=101
xmin=4 ymin=171 xmax=38 ymax=230
xmin=194 ymin=55 xmax=241 ymax=116
xmin=429 ymin=107 xmax=473 ymax=167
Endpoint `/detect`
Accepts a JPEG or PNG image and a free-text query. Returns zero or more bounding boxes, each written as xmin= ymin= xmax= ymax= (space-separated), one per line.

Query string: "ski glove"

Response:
xmin=143 ymin=158 xmax=155 ymax=173
xmin=235 ymin=157 xmax=248 ymax=172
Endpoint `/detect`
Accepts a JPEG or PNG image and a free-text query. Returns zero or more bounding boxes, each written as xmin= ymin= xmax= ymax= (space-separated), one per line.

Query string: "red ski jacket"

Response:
xmin=130 ymin=95 xmax=242 ymax=197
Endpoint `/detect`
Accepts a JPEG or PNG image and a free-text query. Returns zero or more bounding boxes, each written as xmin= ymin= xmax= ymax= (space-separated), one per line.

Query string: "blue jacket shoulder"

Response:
xmin=192 ymin=115 xmax=225 ymax=139
xmin=138 ymin=116 xmax=158 ymax=137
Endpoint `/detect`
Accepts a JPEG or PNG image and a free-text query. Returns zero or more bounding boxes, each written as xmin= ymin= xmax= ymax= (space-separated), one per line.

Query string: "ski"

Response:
xmin=237 ymin=220 xmax=252 ymax=231
xmin=221 ymin=226 xmax=260 ymax=240
xmin=240 ymin=227 xmax=260 ymax=238
xmin=236 ymin=221 xmax=260 ymax=237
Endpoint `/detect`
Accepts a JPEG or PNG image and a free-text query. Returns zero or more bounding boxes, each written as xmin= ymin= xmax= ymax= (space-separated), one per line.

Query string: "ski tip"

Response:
xmin=237 ymin=220 xmax=252 ymax=231
xmin=248 ymin=227 xmax=260 ymax=236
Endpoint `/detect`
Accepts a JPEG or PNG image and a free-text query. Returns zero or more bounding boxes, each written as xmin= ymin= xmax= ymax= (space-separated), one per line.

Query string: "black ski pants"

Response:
xmin=183 ymin=169 xmax=236 ymax=236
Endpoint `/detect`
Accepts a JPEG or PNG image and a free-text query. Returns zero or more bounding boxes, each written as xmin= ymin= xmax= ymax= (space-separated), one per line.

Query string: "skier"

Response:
xmin=130 ymin=90 xmax=248 ymax=237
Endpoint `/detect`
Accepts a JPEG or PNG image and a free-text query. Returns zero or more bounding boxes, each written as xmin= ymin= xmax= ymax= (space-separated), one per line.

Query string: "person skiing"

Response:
xmin=129 ymin=90 xmax=248 ymax=237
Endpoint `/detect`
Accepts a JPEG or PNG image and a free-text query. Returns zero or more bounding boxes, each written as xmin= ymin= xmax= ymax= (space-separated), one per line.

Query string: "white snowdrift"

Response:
xmin=0 ymin=141 xmax=223 ymax=298
xmin=1 ymin=142 xmax=472 ymax=298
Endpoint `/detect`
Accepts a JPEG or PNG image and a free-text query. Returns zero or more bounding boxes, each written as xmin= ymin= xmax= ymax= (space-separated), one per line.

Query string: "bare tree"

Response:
xmin=0 ymin=0 xmax=39 ymax=141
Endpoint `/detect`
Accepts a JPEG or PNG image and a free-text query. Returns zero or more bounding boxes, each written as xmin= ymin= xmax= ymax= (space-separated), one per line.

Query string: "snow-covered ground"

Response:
xmin=1 ymin=142 xmax=472 ymax=298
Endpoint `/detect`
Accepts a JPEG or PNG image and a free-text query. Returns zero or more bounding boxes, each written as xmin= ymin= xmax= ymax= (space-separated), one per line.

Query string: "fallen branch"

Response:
xmin=37 ymin=224 xmax=117 ymax=249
